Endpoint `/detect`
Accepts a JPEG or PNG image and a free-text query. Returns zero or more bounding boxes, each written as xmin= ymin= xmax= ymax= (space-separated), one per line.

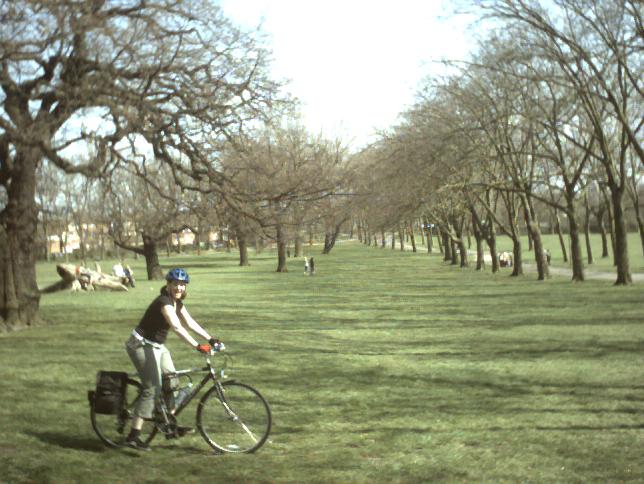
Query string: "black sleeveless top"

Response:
xmin=135 ymin=287 xmax=183 ymax=343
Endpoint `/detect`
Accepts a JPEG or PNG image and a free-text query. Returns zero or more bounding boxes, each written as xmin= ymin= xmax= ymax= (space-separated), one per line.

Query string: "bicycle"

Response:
xmin=88 ymin=344 xmax=272 ymax=453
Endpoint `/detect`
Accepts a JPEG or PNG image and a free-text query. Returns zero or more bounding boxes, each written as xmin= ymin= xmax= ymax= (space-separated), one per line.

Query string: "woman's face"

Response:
xmin=167 ymin=280 xmax=186 ymax=300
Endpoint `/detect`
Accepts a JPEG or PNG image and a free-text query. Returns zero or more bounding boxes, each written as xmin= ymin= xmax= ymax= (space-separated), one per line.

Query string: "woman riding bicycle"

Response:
xmin=124 ymin=268 xmax=219 ymax=451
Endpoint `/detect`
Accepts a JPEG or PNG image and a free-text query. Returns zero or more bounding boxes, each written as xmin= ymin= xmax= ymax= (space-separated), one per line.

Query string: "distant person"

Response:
xmin=544 ymin=249 xmax=551 ymax=265
xmin=123 ymin=265 xmax=135 ymax=288
xmin=309 ymin=257 xmax=315 ymax=275
xmin=114 ymin=261 xmax=135 ymax=287
xmin=113 ymin=262 xmax=125 ymax=279
xmin=124 ymin=268 xmax=220 ymax=451
xmin=75 ymin=265 xmax=92 ymax=290
xmin=304 ymin=257 xmax=310 ymax=275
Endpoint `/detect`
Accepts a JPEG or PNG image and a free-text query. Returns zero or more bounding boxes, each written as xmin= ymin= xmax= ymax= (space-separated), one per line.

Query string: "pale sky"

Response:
xmin=219 ymin=0 xmax=475 ymax=150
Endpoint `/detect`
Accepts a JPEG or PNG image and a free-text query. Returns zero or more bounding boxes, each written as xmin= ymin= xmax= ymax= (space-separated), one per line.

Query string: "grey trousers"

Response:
xmin=125 ymin=334 xmax=177 ymax=419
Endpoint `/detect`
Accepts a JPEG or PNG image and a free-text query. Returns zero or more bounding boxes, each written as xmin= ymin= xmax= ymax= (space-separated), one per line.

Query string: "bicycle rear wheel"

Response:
xmin=90 ymin=378 xmax=157 ymax=448
xmin=197 ymin=381 xmax=271 ymax=453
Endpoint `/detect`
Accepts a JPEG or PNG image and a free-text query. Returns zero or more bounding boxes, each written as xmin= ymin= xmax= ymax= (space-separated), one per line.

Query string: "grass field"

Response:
xmin=1 ymin=239 xmax=643 ymax=483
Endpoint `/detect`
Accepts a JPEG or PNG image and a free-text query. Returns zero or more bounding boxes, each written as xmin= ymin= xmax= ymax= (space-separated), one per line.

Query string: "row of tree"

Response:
xmin=350 ymin=0 xmax=642 ymax=283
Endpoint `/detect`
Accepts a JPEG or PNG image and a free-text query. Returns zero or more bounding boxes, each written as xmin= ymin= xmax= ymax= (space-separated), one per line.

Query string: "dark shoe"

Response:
xmin=125 ymin=437 xmax=151 ymax=451
xmin=165 ymin=425 xmax=194 ymax=439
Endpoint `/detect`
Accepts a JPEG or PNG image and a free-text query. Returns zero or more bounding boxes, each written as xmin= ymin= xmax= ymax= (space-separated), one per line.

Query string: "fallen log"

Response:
xmin=40 ymin=263 xmax=129 ymax=293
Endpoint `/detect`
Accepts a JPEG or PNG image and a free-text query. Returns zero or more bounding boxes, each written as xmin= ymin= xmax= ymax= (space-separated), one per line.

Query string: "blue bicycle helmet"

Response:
xmin=165 ymin=268 xmax=190 ymax=283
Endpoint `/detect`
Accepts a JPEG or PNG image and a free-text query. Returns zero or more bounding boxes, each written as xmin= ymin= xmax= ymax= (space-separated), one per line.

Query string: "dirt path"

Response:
xmin=521 ymin=262 xmax=644 ymax=282
xmin=472 ymin=250 xmax=643 ymax=283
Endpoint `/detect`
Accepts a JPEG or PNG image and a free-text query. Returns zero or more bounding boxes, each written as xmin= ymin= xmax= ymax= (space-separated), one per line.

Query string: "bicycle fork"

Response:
xmin=214 ymin=382 xmax=259 ymax=444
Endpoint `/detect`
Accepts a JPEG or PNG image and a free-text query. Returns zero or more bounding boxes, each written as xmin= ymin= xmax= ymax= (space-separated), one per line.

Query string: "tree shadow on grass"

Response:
xmin=489 ymin=422 xmax=644 ymax=432
xmin=28 ymin=432 xmax=218 ymax=456
xmin=28 ymin=432 xmax=107 ymax=452
xmin=148 ymin=442 xmax=219 ymax=455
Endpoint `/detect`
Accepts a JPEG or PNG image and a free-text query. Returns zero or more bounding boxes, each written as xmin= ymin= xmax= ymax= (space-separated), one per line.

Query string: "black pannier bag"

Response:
xmin=91 ymin=371 xmax=128 ymax=414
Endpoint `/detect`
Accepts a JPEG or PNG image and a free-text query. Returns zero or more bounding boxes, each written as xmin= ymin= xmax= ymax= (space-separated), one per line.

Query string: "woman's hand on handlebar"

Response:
xmin=196 ymin=343 xmax=211 ymax=354
xmin=196 ymin=339 xmax=225 ymax=354
xmin=209 ymin=338 xmax=225 ymax=352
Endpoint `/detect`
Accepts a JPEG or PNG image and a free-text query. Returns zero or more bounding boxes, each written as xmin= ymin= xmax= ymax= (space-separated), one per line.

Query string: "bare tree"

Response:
xmin=471 ymin=0 xmax=642 ymax=283
xmin=103 ymin=164 xmax=200 ymax=280
xmin=0 ymin=0 xmax=279 ymax=330
xmin=222 ymin=125 xmax=349 ymax=272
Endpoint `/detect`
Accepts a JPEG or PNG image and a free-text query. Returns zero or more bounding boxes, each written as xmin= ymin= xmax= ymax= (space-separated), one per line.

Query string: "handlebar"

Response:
xmin=211 ymin=341 xmax=226 ymax=354
xmin=204 ymin=342 xmax=229 ymax=379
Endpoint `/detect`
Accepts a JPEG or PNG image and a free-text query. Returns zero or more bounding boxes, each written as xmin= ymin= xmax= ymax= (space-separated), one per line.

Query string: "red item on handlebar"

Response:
xmin=196 ymin=344 xmax=211 ymax=354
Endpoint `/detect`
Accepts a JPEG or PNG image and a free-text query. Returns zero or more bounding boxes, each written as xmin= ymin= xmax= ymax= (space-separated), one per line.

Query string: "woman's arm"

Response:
xmin=178 ymin=305 xmax=213 ymax=342
xmin=161 ymin=305 xmax=200 ymax=348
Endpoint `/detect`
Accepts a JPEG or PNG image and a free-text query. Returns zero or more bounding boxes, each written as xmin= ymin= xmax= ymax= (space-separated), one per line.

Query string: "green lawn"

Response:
xmin=1 ymin=241 xmax=643 ymax=483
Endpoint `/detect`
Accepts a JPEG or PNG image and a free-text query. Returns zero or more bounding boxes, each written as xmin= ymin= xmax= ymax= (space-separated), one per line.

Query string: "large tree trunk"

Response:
xmin=611 ymin=189 xmax=632 ymax=284
xmin=0 ymin=148 xmax=43 ymax=332
xmin=487 ymin=235 xmax=499 ymax=273
xmin=440 ymin=227 xmax=451 ymax=261
xmin=458 ymin=239 xmax=468 ymax=267
xmin=564 ymin=198 xmax=585 ymax=282
xmin=231 ymin=218 xmax=250 ymax=266
xmin=600 ymin=187 xmax=617 ymax=264
xmin=407 ymin=222 xmax=417 ymax=253
xmin=450 ymin=239 xmax=459 ymax=265
xmin=142 ymin=236 xmax=164 ymax=280
xmin=322 ymin=222 xmax=343 ymax=255
xmin=238 ymin=232 xmax=249 ymax=266
xmin=276 ymin=224 xmax=288 ymax=272
xmin=418 ymin=220 xmax=425 ymax=247
xmin=511 ymin=238 xmax=523 ymax=277
xmin=474 ymin=234 xmax=485 ymax=270
xmin=423 ymin=217 xmax=433 ymax=254
xmin=600 ymin=222 xmax=609 ymax=258
xmin=528 ymin=219 xmax=548 ymax=280
xmin=453 ymin=219 xmax=468 ymax=268
xmin=469 ymin=205 xmax=486 ymax=271
xmin=483 ymin=215 xmax=499 ymax=273
xmin=522 ymin=195 xmax=549 ymax=281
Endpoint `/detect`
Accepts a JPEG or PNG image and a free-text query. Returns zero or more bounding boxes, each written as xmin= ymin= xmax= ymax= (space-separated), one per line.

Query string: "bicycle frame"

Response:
xmin=159 ymin=353 xmax=230 ymax=420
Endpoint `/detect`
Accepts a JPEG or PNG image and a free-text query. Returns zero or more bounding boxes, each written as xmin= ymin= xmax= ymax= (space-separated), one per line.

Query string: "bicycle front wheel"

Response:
xmin=197 ymin=381 xmax=271 ymax=453
xmin=90 ymin=378 xmax=157 ymax=448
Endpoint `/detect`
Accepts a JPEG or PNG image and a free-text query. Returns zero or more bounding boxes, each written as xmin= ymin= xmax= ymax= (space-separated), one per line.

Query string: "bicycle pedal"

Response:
xmin=167 ymin=426 xmax=194 ymax=439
